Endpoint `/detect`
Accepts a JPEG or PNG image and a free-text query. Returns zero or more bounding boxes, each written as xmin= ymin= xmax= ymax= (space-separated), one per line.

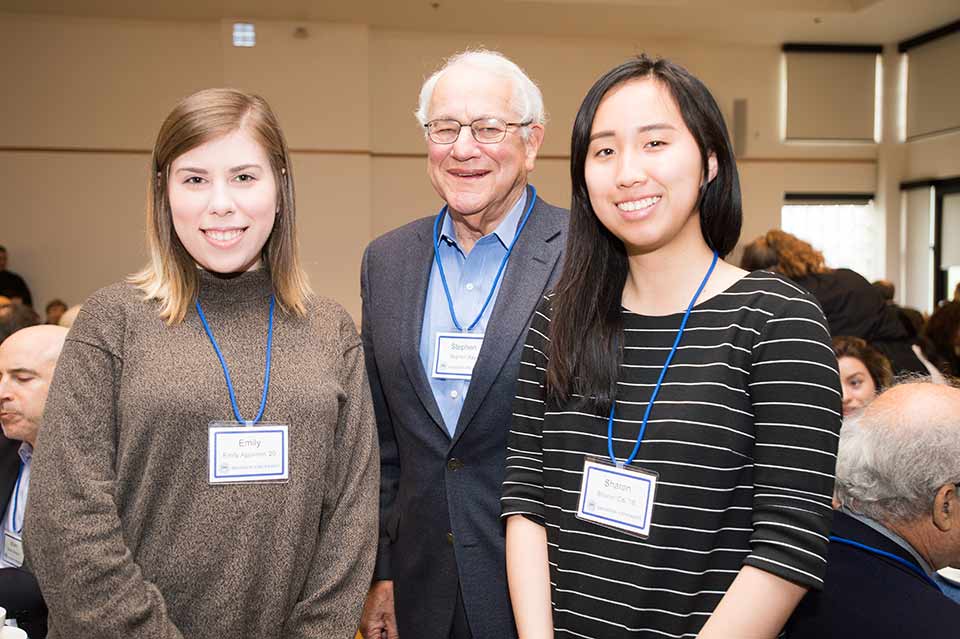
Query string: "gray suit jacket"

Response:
xmin=360 ymin=192 xmax=568 ymax=639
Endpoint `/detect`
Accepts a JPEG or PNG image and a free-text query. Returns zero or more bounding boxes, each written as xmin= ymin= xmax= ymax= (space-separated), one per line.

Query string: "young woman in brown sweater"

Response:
xmin=25 ymin=89 xmax=379 ymax=639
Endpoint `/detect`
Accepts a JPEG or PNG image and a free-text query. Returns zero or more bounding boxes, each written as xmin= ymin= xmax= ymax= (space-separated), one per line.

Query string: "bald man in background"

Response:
xmin=0 ymin=325 xmax=68 ymax=638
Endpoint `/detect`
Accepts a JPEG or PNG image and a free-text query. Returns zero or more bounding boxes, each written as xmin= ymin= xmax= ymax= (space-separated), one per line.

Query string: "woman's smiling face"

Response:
xmin=168 ymin=128 xmax=277 ymax=274
xmin=584 ymin=77 xmax=716 ymax=257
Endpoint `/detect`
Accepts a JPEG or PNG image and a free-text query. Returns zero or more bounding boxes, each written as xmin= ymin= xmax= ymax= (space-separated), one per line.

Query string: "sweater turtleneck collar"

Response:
xmin=197 ymin=267 xmax=274 ymax=306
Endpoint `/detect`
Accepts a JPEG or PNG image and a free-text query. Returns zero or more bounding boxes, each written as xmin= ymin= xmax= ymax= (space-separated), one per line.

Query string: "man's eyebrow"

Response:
xmin=588 ymin=122 xmax=677 ymax=142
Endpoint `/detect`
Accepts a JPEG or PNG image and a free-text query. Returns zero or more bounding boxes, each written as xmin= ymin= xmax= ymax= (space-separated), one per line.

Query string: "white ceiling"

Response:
xmin=1 ymin=0 xmax=957 ymax=45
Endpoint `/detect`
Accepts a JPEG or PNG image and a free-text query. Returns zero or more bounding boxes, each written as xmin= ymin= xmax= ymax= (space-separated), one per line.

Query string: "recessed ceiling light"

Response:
xmin=233 ymin=23 xmax=255 ymax=47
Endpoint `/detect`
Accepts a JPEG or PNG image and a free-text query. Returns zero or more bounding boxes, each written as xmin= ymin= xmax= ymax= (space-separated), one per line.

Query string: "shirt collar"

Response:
xmin=18 ymin=442 xmax=33 ymax=464
xmin=841 ymin=506 xmax=939 ymax=579
xmin=440 ymin=187 xmax=528 ymax=251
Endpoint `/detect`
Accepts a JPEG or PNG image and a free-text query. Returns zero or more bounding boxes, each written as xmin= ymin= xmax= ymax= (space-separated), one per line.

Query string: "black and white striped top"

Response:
xmin=501 ymin=271 xmax=842 ymax=639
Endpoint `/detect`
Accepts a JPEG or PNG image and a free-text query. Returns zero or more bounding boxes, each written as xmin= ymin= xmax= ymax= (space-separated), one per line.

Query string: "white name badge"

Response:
xmin=208 ymin=422 xmax=289 ymax=484
xmin=432 ymin=331 xmax=484 ymax=380
xmin=576 ymin=457 xmax=658 ymax=539
xmin=2 ymin=531 xmax=24 ymax=567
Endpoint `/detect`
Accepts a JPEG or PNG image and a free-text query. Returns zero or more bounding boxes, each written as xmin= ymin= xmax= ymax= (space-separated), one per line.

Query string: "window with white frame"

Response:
xmin=781 ymin=195 xmax=884 ymax=284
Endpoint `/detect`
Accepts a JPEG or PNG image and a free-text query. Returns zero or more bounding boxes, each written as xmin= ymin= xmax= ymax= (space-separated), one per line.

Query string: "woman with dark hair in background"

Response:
xmin=741 ymin=230 xmax=925 ymax=376
xmin=502 ymin=56 xmax=841 ymax=638
xmin=25 ymin=88 xmax=378 ymax=639
xmin=923 ymin=301 xmax=960 ymax=377
xmin=832 ymin=336 xmax=893 ymax=417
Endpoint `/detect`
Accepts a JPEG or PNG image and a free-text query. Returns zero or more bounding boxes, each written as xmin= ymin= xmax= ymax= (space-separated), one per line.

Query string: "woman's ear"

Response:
xmin=706 ymin=152 xmax=718 ymax=184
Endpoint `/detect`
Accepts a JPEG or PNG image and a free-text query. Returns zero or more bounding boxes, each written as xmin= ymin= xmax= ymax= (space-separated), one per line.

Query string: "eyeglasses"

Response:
xmin=424 ymin=118 xmax=532 ymax=144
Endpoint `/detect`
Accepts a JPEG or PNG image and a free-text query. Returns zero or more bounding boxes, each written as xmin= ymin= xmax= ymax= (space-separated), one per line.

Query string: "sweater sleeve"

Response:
xmin=284 ymin=310 xmax=379 ymax=638
xmin=23 ymin=292 xmax=185 ymax=638
xmin=501 ymin=297 xmax=552 ymax=525
xmin=744 ymin=288 xmax=841 ymax=590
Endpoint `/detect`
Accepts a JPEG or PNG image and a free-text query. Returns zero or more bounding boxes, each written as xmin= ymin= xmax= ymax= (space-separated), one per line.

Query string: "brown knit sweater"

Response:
xmin=24 ymin=269 xmax=379 ymax=639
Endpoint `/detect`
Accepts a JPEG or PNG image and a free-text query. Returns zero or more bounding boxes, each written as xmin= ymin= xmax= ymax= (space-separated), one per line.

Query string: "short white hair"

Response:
xmin=414 ymin=49 xmax=546 ymax=139
xmin=835 ymin=379 xmax=960 ymax=523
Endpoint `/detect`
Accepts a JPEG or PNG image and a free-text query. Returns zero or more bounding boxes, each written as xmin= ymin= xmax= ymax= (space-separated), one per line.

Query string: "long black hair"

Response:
xmin=546 ymin=54 xmax=742 ymax=410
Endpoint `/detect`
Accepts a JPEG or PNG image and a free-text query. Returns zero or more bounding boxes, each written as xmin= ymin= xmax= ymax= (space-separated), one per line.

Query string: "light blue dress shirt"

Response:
xmin=419 ymin=189 xmax=529 ymax=436
xmin=1 ymin=442 xmax=32 ymax=568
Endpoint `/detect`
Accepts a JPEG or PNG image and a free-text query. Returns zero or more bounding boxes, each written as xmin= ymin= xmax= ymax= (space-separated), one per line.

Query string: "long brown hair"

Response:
xmin=129 ymin=88 xmax=311 ymax=324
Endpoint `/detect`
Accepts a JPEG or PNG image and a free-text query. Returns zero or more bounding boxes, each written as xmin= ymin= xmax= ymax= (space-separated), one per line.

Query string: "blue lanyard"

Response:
xmin=830 ymin=535 xmax=941 ymax=590
xmin=607 ymin=252 xmax=719 ymax=467
xmin=432 ymin=185 xmax=538 ymax=332
xmin=196 ymin=294 xmax=275 ymax=425
xmin=10 ymin=461 xmax=25 ymax=534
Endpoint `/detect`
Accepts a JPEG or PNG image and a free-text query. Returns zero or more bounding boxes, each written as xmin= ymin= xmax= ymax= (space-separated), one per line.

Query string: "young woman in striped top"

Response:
xmin=502 ymin=56 xmax=842 ymax=638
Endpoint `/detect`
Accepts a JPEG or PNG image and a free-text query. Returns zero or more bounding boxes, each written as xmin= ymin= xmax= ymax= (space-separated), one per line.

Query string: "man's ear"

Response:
xmin=932 ymin=483 xmax=957 ymax=532
xmin=524 ymin=124 xmax=545 ymax=173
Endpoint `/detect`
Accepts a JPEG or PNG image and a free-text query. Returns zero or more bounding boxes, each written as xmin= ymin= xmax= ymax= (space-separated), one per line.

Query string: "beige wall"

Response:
xmin=6 ymin=13 xmax=956 ymax=320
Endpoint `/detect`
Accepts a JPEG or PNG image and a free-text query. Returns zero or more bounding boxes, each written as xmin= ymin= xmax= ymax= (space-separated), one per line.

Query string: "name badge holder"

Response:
xmin=575 ymin=252 xmax=718 ymax=539
xmin=577 ymin=456 xmax=659 ymax=539
xmin=1 ymin=462 xmax=26 ymax=567
xmin=429 ymin=186 xmax=537 ymax=381
xmin=196 ymin=294 xmax=289 ymax=485
xmin=2 ymin=531 xmax=24 ymax=567
xmin=208 ymin=421 xmax=289 ymax=485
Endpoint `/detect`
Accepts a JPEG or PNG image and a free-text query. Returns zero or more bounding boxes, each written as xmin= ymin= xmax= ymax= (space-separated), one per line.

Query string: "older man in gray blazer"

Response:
xmin=359 ymin=50 xmax=568 ymax=639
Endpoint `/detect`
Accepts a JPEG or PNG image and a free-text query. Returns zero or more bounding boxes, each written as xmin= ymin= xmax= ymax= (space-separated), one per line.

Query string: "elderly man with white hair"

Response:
xmin=358 ymin=50 xmax=567 ymax=639
xmin=786 ymin=380 xmax=960 ymax=638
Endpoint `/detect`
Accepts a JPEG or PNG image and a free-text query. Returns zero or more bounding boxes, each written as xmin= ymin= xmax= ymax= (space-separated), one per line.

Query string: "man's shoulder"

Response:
xmin=532 ymin=195 xmax=569 ymax=217
xmin=366 ymin=215 xmax=434 ymax=259
xmin=530 ymin=196 xmax=569 ymax=230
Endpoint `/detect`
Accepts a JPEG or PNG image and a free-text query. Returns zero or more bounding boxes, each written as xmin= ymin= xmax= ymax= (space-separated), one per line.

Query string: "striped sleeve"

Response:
xmin=744 ymin=289 xmax=842 ymax=590
xmin=500 ymin=296 xmax=552 ymax=524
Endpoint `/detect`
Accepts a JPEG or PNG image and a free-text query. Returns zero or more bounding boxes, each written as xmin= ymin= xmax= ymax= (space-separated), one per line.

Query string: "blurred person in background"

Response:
xmin=56 ymin=305 xmax=81 ymax=329
xmin=0 ymin=247 xmax=32 ymax=308
xmin=923 ymin=301 xmax=960 ymax=377
xmin=0 ymin=304 xmax=40 ymax=344
xmin=833 ymin=336 xmax=893 ymax=418
xmin=44 ymin=300 xmax=67 ymax=326
xmin=741 ymin=230 xmax=925 ymax=375
xmin=872 ymin=279 xmax=895 ymax=303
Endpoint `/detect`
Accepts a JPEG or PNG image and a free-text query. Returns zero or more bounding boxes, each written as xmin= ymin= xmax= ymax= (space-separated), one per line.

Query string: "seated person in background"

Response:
xmin=872 ymin=279 xmax=895 ymax=303
xmin=43 ymin=300 xmax=67 ymax=326
xmin=924 ymin=301 xmax=960 ymax=377
xmin=0 ymin=247 xmax=32 ymax=309
xmin=741 ymin=230 xmax=925 ymax=375
xmin=785 ymin=380 xmax=960 ymax=638
xmin=833 ymin=336 xmax=893 ymax=418
xmin=1 ymin=306 xmax=42 ymax=526
xmin=0 ymin=325 xmax=68 ymax=638
xmin=0 ymin=304 xmax=40 ymax=346
xmin=55 ymin=305 xmax=80 ymax=329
